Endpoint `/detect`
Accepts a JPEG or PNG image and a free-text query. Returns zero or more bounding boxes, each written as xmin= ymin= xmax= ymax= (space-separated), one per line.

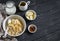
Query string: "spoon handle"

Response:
xmin=3 ymin=28 xmax=9 ymax=38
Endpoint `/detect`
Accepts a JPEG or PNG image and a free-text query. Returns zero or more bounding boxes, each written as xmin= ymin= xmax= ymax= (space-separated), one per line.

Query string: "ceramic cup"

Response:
xmin=18 ymin=1 xmax=30 ymax=11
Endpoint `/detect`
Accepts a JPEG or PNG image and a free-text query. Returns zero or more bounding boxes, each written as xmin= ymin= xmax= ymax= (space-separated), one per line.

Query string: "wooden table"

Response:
xmin=0 ymin=0 xmax=60 ymax=41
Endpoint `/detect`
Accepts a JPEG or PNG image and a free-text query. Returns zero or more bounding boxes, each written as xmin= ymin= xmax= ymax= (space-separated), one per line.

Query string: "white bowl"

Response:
xmin=25 ymin=10 xmax=37 ymax=20
xmin=3 ymin=15 xmax=26 ymax=37
xmin=28 ymin=24 xmax=37 ymax=33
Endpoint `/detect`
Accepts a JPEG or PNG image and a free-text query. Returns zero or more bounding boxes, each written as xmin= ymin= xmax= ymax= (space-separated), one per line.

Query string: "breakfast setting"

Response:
xmin=0 ymin=0 xmax=37 ymax=41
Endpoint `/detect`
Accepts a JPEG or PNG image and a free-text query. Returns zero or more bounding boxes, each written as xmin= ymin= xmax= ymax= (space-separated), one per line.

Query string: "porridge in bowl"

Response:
xmin=7 ymin=18 xmax=23 ymax=36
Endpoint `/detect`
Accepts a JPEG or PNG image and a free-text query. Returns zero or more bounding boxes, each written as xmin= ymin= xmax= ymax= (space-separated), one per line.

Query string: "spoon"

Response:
xmin=3 ymin=27 xmax=9 ymax=38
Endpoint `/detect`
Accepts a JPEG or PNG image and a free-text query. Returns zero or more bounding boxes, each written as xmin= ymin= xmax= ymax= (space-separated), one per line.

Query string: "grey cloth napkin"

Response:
xmin=0 ymin=40 xmax=4 ymax=41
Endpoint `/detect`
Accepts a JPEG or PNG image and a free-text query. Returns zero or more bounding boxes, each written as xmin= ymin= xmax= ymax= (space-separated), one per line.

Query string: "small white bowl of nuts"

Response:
xmin=25 ymin=10 xmax=37 ymax=20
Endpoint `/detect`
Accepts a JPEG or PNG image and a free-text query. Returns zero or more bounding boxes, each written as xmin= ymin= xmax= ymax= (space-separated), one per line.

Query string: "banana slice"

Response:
xmin=8 ymin=19 xmax=11 ymax=24
xmin=11 ymin=19 xmax=15 ymax=24
xmin=30 ymin=15 xmax=33 ymax=20
xmin=26 ymin=16 xmax=30 ymax=20
xmin=26 ymin=11 xmax=33 ymax=16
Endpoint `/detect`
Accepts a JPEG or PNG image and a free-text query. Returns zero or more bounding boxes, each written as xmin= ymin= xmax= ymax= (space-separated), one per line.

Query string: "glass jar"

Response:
xmin=5 ymin=1 xmax=16 ymax=15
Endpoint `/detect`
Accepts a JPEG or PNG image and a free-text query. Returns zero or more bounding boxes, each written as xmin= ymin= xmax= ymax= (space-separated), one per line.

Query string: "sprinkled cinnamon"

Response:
xmin=30 ymin=26 xmax=35 ymax=32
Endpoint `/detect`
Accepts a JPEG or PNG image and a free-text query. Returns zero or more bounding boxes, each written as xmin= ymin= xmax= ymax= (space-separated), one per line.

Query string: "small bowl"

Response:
xmin=25 ymin=10 xmax=37 ymax=20
xmin=28 ymin=24 xmax=37 ymax=33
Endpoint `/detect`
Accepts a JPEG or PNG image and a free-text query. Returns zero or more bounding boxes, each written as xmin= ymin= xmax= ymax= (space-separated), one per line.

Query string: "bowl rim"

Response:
xmin=25 ymin=10 xmax=37 ymax=20
xmin=3 ymin=15 xmax=26 ymax=37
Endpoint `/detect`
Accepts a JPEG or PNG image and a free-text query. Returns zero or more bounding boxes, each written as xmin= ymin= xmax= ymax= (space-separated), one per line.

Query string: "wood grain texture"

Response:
xmin=0 ymin=0 xmax=60 ymax=41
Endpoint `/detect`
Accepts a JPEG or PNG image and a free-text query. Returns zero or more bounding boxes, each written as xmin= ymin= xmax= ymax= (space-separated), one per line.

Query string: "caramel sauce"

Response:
xmin=30 ymin=26 xmax=35 ymax=32
xmin=20 ymin=2 xmax=26 ymax=6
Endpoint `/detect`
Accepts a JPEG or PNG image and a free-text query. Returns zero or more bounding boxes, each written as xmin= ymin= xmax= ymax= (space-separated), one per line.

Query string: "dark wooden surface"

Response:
xmin=0 ymin=0 xmax=60 ymax=41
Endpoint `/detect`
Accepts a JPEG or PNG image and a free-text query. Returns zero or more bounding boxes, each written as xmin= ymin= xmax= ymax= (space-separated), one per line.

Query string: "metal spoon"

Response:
xmin=3 ymin=27 xmax=9 ymax=38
